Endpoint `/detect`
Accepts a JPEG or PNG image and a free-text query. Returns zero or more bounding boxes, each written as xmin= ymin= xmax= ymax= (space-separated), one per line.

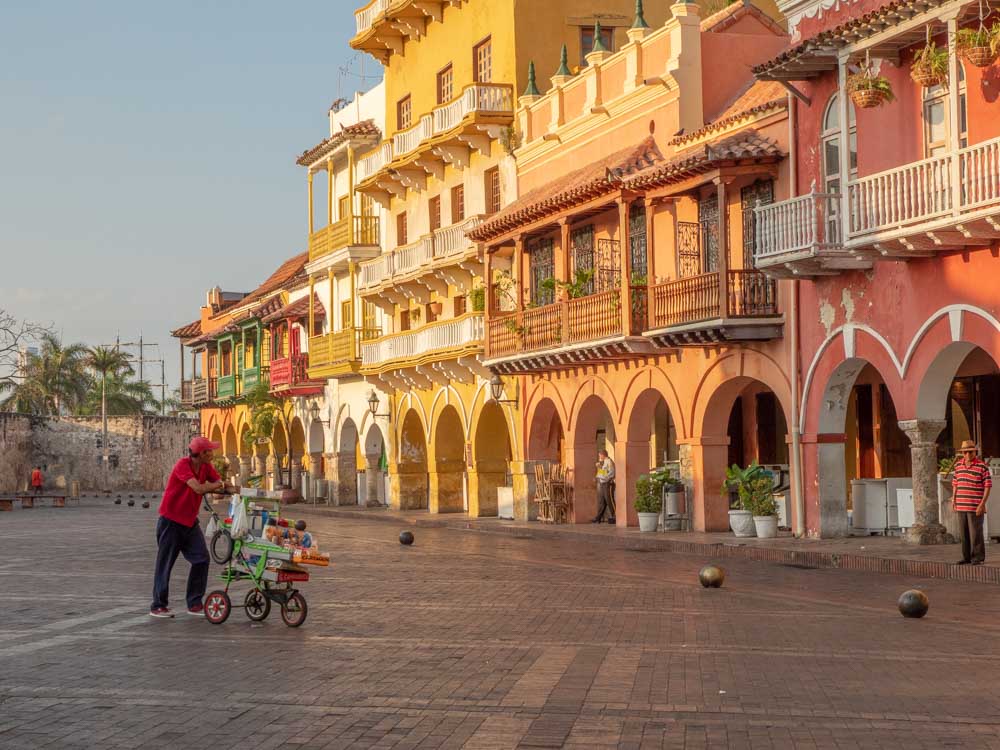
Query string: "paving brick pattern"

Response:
xmin=2 ymin=504 xmax=1000 ymax=749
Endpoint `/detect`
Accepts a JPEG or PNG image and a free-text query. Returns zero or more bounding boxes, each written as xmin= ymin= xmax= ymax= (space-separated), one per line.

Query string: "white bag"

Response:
xmin=229 ymin=495 xmax=249 ymax=539
xmin=205 ymin=515 xmax=218 ymax=539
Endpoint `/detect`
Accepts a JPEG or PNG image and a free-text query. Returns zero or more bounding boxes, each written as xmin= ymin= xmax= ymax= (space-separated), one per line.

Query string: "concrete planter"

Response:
xmin=729 ymin=509 xmax=756 ymax=537
xmin=753 ymin=515 xmax=778 ymax=539
xmin=638 ymin=512 xmax=659 ymax=532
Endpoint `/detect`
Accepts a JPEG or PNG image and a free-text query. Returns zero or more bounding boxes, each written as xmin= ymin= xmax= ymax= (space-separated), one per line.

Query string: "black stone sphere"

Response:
xmin=699 ymin=565 xmax=725 ymax=588
xmin=898 ymin=589 xmax=929 ymax=618
xmin=114 ymin=498 xmax=122 ymax=505
xmin=399 ymin=531 xmax=414 ymax=546
xmin=141 ymin=501 xmax=150 ymax=509
xmin=127 ymin=499 xmax=135 ymax=507
xmin=295 ymin=520 xmax=307 ymax=531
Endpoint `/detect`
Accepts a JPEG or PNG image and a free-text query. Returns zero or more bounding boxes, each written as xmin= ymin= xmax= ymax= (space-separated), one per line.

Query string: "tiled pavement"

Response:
xmin=2 ymin=504 xmax=1000 ymax=749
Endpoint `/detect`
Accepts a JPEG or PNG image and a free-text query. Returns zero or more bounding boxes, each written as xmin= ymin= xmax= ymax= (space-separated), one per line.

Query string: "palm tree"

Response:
xmin=80 ymin=374 xmax=158 ymax=416
xmin=85 ymin=346 xmax=134 ymax=486
xmin=0 ymin=333 xmax=89 ymax=414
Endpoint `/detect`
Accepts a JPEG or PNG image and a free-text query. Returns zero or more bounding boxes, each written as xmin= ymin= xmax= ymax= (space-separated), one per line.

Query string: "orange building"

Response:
xmin=474 ymin=2 xmax=797 ymax=530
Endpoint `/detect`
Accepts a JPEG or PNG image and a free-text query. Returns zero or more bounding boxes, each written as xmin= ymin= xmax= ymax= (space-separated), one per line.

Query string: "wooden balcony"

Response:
xmin=307 ymin=328 xmax=380 ymax=379
xmin=269 ymin=353 xmax=324 ymax=396
xmin=180 ymin=378 xmax=213 ymax=407
xmin=361 ymin=313 xmax=487 ymax=388
xmin=240 ymin=365 xmax=267 ymax=391
xmin=215 ymin=373 xmax=237 ymax=401
xmin=308 ymin=216 xmax=380 ymax=262
xmin=486 ymin=288 xmax=654 ymax=374
xmin=645 ymin=270 xmax=782 ymax=346
xmin=754 ymin=136 xmax=1000 ymax=277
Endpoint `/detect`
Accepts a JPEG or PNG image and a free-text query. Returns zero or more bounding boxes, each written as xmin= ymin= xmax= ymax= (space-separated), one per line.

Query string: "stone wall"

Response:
xmin=0 ymin=414 xmax=198 ymax=493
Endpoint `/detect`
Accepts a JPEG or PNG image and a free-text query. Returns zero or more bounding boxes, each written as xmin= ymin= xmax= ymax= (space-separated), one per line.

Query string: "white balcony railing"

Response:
xmin=355 ymin=0 xmax=390 ymax=36
xmin=361 ymin=314 xmax=484 ymax=369
xmin=360 ymin=253 xmax=395 ymax=290
xmin=393 ymin=114 xmax=434 ymax=158
xmin=754 ymin=192 xmax=843 ymax=263
xmin=357 ymin=141 xmax=393 ymax=183
xmin=433 ymin=214 xmax=484 ymax=259
xmin=848 ymin=151 xmax=953 ymax=236
xmin=432 ymin=84 xmax=514 ymax=136
xmin=961 ymin=136 xmax=1000 ymax=211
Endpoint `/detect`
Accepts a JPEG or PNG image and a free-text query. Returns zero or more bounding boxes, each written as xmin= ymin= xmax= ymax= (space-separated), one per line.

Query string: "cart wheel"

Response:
xmin=204 ymin=591 xmax=231 ymax=625
xmin=244 ymin=589 xmax=271 ymax=622
xmin=280 ymin=593 xmax=308 ymax=628
xmin=210 ymin=530 xmax=233 ymax=564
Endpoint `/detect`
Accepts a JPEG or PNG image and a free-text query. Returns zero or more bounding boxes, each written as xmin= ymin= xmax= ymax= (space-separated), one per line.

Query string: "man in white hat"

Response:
xmin=952 ymin=440 xmax=992 ymax=565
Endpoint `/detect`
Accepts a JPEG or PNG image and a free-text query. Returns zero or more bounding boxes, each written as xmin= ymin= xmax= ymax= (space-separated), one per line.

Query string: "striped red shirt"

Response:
xmin=952 ymin=458 xmax=992 ymax=513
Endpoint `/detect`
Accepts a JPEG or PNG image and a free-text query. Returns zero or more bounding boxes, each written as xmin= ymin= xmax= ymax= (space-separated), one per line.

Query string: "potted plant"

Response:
xmin=723 ymin=462 xmax=768 ymax=537
xmin=938 ymin=455 xmax=957 ymax=476
xmin=634 ymin=473 xmax=662 ymax=532
xmin=910 ymin=40 xmax=949 ymax=87
xmin=957 ymin=23 xmax=1000 ymax=68
xmin=428 ymin=301 xmax=444 ymax=316
xmin=746 ymin=477 xmax=779 ymax=539
xmin=470 ymin=285 xmax=486 ymax=312
xmin=847 ymin=67 xmax=895 ymax=108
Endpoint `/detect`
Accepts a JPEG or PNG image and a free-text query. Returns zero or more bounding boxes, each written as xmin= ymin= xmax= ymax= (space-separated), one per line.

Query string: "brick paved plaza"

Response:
xmin=3 ymin=504 xmax=1000 ymax=749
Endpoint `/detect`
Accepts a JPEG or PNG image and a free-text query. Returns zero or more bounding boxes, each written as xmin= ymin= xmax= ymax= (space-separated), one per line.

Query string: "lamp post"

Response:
xmin=489 ymin=373 xmax=518 ymax=406
xmin=367 ymin=390 xmax=391 ymax=420
xmin=308 ymin=400 xmax=330 ymax=425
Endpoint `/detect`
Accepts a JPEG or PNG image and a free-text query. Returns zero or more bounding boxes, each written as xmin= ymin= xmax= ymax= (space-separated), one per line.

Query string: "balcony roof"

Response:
xmin=261 ymin=293 xmax=325 ymax=325
xmin=753 ymin=0 xmax=962 ymax=81
xmin=295 ymin=119 xmax=381 ymax=168
xmin=171 ymin=319 xmax=202 ymax=340
xmin=624 ymin=130 xmax=783 ymax=191
xmin=470 ymin=137 xmax=663 ymax=244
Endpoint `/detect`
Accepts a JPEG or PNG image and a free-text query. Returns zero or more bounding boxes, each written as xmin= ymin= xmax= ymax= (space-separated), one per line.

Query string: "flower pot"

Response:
xmin=753 ymin=515 xmax=778 ymax=539
xmin=729 ymin=509 xmax=756 ymax=538
xmin=850 ymin=88 xmax=886 ymax=109
xmin=961 ymin=45 xmax=998 ymax=68
xmin=428 ymin=302 xmax=443 ymax=316
xmin=910 ymin=67 xmax=948 ymax=88
xmin=638 ymin=512 xmax=659 ymax=532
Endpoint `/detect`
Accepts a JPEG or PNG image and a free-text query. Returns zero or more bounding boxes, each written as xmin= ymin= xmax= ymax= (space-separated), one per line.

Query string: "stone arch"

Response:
xmin=209 ymin=422 xmax=223 ymax=448
xmin=571 ymin=393 xmax=618 ymax=524
xmin=333 ymin=417 xmax=359 ymax=506
xmin=361 ymin=422 xmax=387 ymax=506
xmin=471 ymin=401 xmax=511 ymax=517
xmin=619 ymin=366 xmax=688 ymax=441
xmin=621 ymin=386 xmax=681 ymax=527
xmin=308 ymin=417 xmax=325 ymax=455
xmin=431 ymin=404 xmax=465 ymax=514
xmin=396 ymin=409 xmax=428 ymax=510
xmin=527 ymin=397 xmax=565 ymax=464
xmin=566 ymin=375 xmax=621 ymax=436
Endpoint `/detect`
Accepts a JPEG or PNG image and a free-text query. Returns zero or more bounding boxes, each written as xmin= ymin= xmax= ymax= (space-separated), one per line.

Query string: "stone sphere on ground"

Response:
xmin=898 ymin=589 xmax=929 ymax=618
xmin=141 ymin=501 xmax=150 ymax=509
xmin=399 ymin=531 xmax=414 ymax=546
xmin=126 ymin=499 xmax=135 ymax=507
xmin=699 ymin=565 xmax=725 ymax=588
xmin=114 ymin=499 xmax=121 ymax=505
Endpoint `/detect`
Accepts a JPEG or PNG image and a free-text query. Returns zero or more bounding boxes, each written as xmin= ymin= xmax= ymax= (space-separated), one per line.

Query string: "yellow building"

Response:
xmin=348 ymin=0 xmax=681 ymax=518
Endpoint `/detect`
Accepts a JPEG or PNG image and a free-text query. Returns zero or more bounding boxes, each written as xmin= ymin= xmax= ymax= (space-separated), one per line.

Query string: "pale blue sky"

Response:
xmin=0 ymin=1 xmax=379 ymax=395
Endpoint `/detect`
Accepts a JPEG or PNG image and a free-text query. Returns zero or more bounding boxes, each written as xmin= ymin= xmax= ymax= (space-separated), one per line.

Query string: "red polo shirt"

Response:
xmin=159 ymin=458 xmax=220 ymax=527
xmin=952 ymin=457 xmax=992 ymax=513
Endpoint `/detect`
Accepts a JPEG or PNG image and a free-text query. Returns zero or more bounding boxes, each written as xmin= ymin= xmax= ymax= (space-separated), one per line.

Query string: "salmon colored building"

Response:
xmin=474 ymin=1 xmax=799 ymax=530
xmin=753 ymin=0 xmax=1000 ymax=541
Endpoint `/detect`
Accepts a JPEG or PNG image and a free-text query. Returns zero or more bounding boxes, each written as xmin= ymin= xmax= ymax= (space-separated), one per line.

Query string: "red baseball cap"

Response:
xmin=189 ymin=436 xmax=221 ymax=454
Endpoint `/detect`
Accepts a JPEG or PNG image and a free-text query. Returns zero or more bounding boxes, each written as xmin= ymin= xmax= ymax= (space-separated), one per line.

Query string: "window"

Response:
xmin=399 ymin=309 xmax=411 ymax=332
xmin=451 ymin=184 xmax=465 ymax=224
xmin=821 ymin=93 xmax=857 ymax=197
xmin=437 ymin=64 xmax=453 ymax=104
xmin=220 ymin=343 xmax=231 ymax=376
xmin=341 ymin=300 xmax=353 ymax=330
xmin=474 ymin=37 xmax=492 ymax=83
xmin=485 ymin=167 xmax=501 ymax=215
xmin=363 ymin=301 xmax=378 ymax=335
xmin=628 ymin=202 xmax=648 ymax=281
xmin=570 ymin=224 xmax=595 ymax=296
xmin=529 ymin=237 xmax=555 ymax=306
xmin=261 ymin=329 xmax=271 ymax=367
xmin=453 ymin=295 xmax=467 ymax=316
xmin=396 ymin=212 xmax=408 ymax=246
xmin=580 ymin=25 xmax=614 ymax=65
xmin=397 ymin=95 xmax=412 ymax=131
xmin=740 ymin=180 xmax=773 ymax=269
xmin=923 ymin=64 xmax=967 ymax=157
xmin=425 ymin=302 xmax=438 ymax=324
xmin=338 ymin=195 xmax=350 ymax=222
xmin=429 ymin=195 xmax=442 ymax=232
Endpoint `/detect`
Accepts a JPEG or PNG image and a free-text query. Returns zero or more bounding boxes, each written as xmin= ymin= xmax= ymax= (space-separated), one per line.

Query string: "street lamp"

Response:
xmin=367 ymin=390 xmax=391 ymax=420
xmin=489 ymin=373 xmax=518 ymax=405
xmin=308 ymin=401 xmax=330 ymax=425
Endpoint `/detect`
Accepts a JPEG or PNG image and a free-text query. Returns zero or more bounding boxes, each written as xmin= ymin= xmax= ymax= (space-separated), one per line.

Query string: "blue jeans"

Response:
xmin=151 ymin=516 xmax=209 ymax=611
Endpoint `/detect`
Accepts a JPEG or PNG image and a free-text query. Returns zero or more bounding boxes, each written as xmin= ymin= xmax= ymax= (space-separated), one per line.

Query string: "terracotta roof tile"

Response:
xmin=296 ymin=119 xmax=381 ymax=166
xmin=171 ymin=320 xmax=202 ymax=339
xmin=625 ymin=130 xmax=783 ymax=190
xmin=700 ymin=0 xmax=785 ymax=35
xmin=672 ymin=80 xmax=787 ymax=146
xmin=261 ymin=293 xmax=325 ymax=324
xmin=470 ymin=137 xmax=664 ymax=243
xmin=237 ymin=252 xmax=310 ymax=308
xmin=253 ymin=294 xmax=287 ymax=321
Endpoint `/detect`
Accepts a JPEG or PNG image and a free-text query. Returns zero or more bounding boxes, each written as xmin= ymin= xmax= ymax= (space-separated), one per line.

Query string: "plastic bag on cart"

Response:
xmin=229 ymin=495 xmax=250 ymax=538
xmin=204 ymin=515 xmax=218 ymax=540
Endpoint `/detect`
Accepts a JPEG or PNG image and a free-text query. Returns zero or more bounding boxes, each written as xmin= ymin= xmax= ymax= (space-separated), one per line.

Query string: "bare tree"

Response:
xmin=0 ymin=308 xmax=49 ymax=388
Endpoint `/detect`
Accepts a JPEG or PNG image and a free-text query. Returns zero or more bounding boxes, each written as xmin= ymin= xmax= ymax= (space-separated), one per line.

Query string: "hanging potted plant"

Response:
xmin=910 ymin=36 xmax=950 ymax=87
xmin=847 ymin=59 xmax=895 ymax=109
xmin=956 ymin=22 xmax=1000 ymax=68
xmin=428 ymin=300 xmax=444 ymax=317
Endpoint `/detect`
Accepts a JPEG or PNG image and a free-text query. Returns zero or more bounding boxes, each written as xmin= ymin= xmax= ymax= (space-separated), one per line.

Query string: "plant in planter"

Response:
xmin=744 ymin=477 xmax=779 ymax=539
xmin=956 ymin=22 xmax=1000 ymax=68
xmin=723 ymin=462 xmax=768 ymax=537
xmin=847 ymin=65 xmax=895 ymax=109
xmin=910 ymin=39 xmax=950 ymax=87
xmin=469 ymin=285 xmax=486 ymax=312
xmin=428 ymin=301 xmax=443 ymax=316
xmin=939 ymin=455 xmax=957 ymax=475
xmin=540 ymin=268 xmax=595 ymax=301
xmin=634 ymin=473 xmax=663 ymax=532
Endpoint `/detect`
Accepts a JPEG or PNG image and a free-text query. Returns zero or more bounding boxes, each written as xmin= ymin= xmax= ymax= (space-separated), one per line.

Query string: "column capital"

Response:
xmin=898 ymin=419 xmax=946 ymax=446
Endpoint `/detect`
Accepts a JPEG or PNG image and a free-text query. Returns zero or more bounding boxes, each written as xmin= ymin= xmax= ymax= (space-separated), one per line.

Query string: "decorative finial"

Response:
xmin=591 ymin=19 xmax=609 ymax=53
xmin=555 ymin=44 xmax=571 ymax=77
xmin=632 ymin=0 xmax=650 ymax=29
xmin=523 ymin=61 xmax=541 ymax=96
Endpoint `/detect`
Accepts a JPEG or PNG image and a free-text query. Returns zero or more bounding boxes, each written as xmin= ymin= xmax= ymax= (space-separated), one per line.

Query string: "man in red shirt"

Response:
xmin=150 ymin=436 xmax=237 ymax=618
xmin=30 ymin=466 xmax=43 ymax=495
xmin=952 ymin=440 xmax=992 ymax=566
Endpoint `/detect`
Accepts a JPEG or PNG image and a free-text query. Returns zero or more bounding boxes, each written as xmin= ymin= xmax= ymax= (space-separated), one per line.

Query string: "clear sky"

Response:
xmin=0 ymin=1 xmax=380 ymax=398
